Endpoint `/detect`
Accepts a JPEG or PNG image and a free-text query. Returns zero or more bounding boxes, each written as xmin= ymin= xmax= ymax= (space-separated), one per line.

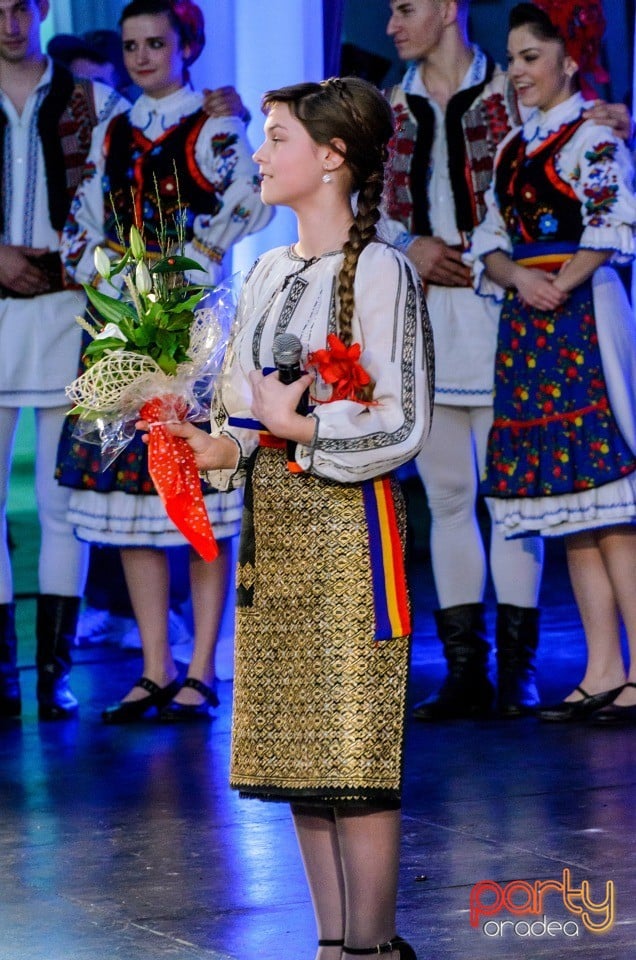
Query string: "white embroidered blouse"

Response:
xmin=206 ymin=241 xmax=434 ymax=488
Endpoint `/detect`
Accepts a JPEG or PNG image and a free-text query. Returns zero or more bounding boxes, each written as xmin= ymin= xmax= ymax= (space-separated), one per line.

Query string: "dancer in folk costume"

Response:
xmin=0 ymin=0 xmax=128 ymax=719
xmin=57 ymin=0 xmax=272 ymax=722
xmin=382 ymin=0 xmax=634 ymax=722
xmin=469 ymin=1 xmax=636 ymax=724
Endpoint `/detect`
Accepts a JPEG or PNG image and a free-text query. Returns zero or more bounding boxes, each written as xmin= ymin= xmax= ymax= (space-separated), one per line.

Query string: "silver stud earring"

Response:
xmin=322 ymin=172 xmax=333 ymax=184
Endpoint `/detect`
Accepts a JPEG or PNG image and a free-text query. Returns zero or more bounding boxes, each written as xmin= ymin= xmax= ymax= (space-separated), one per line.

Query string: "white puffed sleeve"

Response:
xmin=296 ymin=243 xmax=434 ymax=483
xmin=559 ymin=122 xmax=636 ymax=262
xmin=465 ymin=129 xmax=519 ymax=304
xmin=186 ymin=116 xmax=273 ymax=284
xmin=200 ymin=257 xmax=268 ymax=491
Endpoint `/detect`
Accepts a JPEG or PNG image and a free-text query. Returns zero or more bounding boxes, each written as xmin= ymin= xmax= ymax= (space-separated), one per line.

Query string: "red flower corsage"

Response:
xmin=307 ymin=334 xmax=374 ymax=404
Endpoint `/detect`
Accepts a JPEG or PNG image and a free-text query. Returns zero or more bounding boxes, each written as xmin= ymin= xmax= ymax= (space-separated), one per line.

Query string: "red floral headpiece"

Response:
xmin=171 ymin=0 xmax=205 ymax=67
xmin=533 ymin=0 xmax=609 ymax=97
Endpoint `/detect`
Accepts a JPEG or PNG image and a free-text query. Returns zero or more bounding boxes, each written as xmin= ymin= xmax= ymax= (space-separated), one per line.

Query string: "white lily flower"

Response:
xmin=93 ymin=246 xmax=112 ymax=279
xmin=96 ymin=322 xmax=128 ymax=342
xmin=135 ymin=261 xmax=153 ymax=295
xmin=129 ymin=225 xmax=146 ymax=261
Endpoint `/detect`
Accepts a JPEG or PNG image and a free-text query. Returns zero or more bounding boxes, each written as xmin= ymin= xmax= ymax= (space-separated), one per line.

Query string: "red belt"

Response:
xmin=259 ymin=433 xmax=286 ymax=449
xmin=258 ymin=432 xmax=304 ymax=473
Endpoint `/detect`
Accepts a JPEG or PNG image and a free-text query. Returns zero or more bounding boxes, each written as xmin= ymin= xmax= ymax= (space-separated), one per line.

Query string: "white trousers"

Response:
xmin=0 ymin=406 xmax=89 ymax=602
xmin=415 ymin=404 xmax=544 ymax=610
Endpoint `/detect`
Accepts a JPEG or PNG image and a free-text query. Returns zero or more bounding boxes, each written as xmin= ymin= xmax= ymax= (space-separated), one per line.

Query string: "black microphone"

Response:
xmin=272 ymin=332 xmax=309 ymax=473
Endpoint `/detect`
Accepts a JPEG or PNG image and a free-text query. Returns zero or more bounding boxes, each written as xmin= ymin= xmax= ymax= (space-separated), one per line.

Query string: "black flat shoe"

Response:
xmin=592 ymin=682 xmax=636 ymax=726
xmin=538 ymin=684 xmax=625 ymax=723
xmin=102 ymin=676 xmax=181 ymax=724
xmin=343 ymin=936 xmax=416 ymax=958
xmin=159 ymin=677 xmax=219 ymax=721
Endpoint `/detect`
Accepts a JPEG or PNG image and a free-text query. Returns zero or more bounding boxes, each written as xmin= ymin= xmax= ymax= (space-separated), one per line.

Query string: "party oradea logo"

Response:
xmin=470 ymin=868 xmax=614 ymax=939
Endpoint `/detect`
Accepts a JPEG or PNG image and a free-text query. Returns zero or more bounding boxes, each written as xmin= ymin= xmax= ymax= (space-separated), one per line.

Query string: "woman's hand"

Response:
xmin=136 ymin=419 xmax=239 ymax=472
xmin=249 ymin=370 xmax=316 ymax=444
xmin=513 ymin=266 xmax=569 ymax=311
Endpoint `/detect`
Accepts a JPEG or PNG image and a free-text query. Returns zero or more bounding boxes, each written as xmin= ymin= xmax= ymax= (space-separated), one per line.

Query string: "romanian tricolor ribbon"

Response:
xmin=363 ymin=476 xmax=411 ymax=641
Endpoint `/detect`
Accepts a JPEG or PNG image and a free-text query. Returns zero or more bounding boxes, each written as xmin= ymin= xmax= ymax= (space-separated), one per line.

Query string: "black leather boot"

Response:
xmin=36 ymin=594 xmax=81 ymax=720
xmin=0 ymin=602 xmax=21 ymax=717
xmin=496 ymin=604 xmax=540 ymax=717
xmin=412 ymin=603 xmax=495 ymax=721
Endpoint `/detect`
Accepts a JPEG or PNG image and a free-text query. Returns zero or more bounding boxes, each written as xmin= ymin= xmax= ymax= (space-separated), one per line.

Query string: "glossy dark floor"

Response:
xmin=2 ymin=493 xmax=635 ymax=960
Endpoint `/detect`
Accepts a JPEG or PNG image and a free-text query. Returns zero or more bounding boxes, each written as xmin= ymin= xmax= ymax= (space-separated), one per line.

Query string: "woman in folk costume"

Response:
xmin=157 ymin=78 xmax=433 ymax=958
xmin=57 ymin=0 xmax=271 ymax=722
xmin=469 ymin=0 xmax=636 ymax=724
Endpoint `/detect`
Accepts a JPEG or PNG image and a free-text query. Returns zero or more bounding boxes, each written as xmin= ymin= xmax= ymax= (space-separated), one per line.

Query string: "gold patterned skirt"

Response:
xmin=230 ymin=445 xmax=412 ymax=807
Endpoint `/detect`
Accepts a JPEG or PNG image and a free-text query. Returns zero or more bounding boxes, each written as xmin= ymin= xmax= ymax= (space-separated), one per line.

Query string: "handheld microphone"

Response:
xmin=272 ymin=332 xmax=309 ymax=473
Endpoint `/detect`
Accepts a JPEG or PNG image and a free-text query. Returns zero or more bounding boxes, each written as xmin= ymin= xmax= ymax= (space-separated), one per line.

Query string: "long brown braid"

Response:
xmin=262 ymin=78 xmax=394 ymax=360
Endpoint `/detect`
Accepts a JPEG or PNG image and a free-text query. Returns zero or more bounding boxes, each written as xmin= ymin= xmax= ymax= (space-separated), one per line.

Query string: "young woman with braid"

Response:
xmin=156 ymin=77 xmax=434 ymax=960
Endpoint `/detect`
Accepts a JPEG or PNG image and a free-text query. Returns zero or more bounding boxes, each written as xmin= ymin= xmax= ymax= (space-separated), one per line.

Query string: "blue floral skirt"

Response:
xmin=482 ymin=272 xmax=636 ymax=502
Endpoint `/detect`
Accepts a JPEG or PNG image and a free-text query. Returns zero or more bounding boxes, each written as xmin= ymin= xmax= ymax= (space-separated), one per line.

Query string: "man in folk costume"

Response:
xmin=382 ymin=0 xmax=631 ymax=721
xmin=0 ymin=0 xmax=128 ymax=719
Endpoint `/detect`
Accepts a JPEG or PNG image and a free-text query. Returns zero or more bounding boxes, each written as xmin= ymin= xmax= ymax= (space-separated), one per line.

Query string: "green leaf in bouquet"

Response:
xmin=144 ymin=300 xmax=166 ymax=322
xmin=155 ymin=327 xmax=182 ymax=350
xmin=84 ymin=336 xmax=129 ymax=358
xmin=170 ymin=291 xmax=206 ymax=312
xmin=166 ymin=313 xmax=195 ymax=331
xmin=128 ymin=323 xmax=157 ymax=348
xmin=153 ymin=350 xmax=178 ymax=375
xmin=151 ymin=255 xmax=207 ymax=274
xmin=83 ymin=285 xmax=137 ymax=325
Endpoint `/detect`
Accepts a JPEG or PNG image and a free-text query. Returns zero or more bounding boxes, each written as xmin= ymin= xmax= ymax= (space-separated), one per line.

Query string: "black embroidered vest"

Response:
xmin=103 ymin=109 xmax=222 ymax=250
xmin=0 ymin=63 xmax=98 ymax=234
xmin=494 ymin=118 xmax=585 ymax=246
xmin=387 ymin=56 xmax=518 ymax=237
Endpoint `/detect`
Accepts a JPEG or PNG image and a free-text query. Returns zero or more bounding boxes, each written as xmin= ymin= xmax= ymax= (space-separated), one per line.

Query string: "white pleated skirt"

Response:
xmin=68 ymin=487 xmax=243 ymax=547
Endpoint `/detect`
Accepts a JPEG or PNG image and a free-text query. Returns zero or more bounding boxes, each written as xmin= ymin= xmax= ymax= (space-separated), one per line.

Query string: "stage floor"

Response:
xmin=1 ymin=493 xmax=635 ymax=959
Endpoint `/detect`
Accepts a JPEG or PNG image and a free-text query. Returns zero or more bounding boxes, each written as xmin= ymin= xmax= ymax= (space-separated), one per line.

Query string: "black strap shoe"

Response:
xmin=159 ymin=677 xmax=220 ymax=721
xmin=538 ymin=684 xmax=625 ymax=722
xmin=592 ymin=682 xmax=636 ymax=726
xmin=343 ymin=936 xmax=416 ymax=958
xmin=102 ymin=677 xmax=181 ymax=724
